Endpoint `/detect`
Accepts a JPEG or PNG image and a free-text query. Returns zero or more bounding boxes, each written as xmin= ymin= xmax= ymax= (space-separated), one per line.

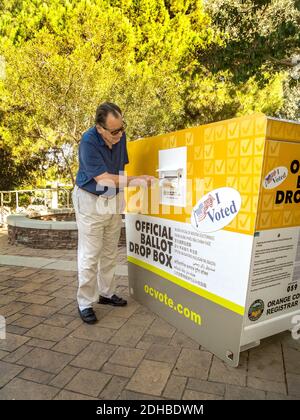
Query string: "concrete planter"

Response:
xmin=7 ymin=213 xmax=126 ymax=249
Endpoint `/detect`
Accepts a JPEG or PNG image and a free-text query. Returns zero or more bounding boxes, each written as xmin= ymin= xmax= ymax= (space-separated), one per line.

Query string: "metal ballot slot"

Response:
xmin=157 ymin=167 xmax=183 ymax=201
xmin=157 ymin=147 xmax=187 ymax=207
xmin=157 ymin=167 xmax=183 ymax=180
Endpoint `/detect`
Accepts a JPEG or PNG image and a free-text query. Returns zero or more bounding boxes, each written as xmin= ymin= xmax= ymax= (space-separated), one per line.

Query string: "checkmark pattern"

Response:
xmin=267 ymin=118 xmax=300 ymax=142
xmin=198 ymin=115 xmax=268 ymax=234
xmin=194 ymin=145 xmax=203 ymax=160
xmin=240 ymin=138 xmax=253 ymax=156
xmin=239 ymin=176 xmax=252 ymax=192
xmin=204 ymin=143 xmax=214 ymax=159
xmin=170 ymin=136 xmax=177 ymax=147
xmin=187 ymin=162 xmax=194 ymax=176
xmin=201 ymin=117 xmax=299 ymax=233
xmin=227 ymin=141 xmax=239 ymax=157
xmin=272 ymin=211 xmax=283 ymax=227
xmin=228 ymin=121 xmax=239 ymax=139
xmin=283 ymin=211 xmax=293 ymax=226
xmin=162 ymin=137 xmax=170 ymax=148
xmin=254 ymin=137 xmax=265 ymax=154
xmin=256 ymin=138 xmax=300 ymax=230
xmin=240 ymin=194 xmax=252 ymax=212
xmin=269 ymin=142 xmax=280 ymax=157
xmin=185 ymin=132 xmax=194 ymax=146
xmin=127 ymin=114 xmax=300 ymax=235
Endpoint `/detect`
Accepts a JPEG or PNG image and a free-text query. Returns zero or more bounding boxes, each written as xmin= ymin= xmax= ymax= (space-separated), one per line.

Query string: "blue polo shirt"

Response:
xmin=75 ymin=126 xmax=129 ymax=196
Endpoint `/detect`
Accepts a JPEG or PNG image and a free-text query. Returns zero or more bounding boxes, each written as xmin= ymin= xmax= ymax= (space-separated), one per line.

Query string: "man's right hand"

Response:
xmin=129 ymin=175 xmax=157 ymax=187
xmin=94 ymin=172 xmax=158 ymax=188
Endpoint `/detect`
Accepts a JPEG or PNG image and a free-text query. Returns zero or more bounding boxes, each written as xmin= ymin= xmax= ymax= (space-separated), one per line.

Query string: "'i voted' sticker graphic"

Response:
xmin=191 ymin=187 xmax=241 ymax=233
xmin=263 ymin=167 xmax=288 ymax=190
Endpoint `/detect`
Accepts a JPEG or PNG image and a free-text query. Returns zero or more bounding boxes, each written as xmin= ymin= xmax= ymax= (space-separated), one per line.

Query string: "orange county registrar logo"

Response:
xmin=248 ymin=299 xmax=265 ymax=322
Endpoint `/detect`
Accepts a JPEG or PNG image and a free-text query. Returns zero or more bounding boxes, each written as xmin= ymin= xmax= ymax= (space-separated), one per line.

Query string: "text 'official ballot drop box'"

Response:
xmin=124 ymin=113 xmax=300 ymax=367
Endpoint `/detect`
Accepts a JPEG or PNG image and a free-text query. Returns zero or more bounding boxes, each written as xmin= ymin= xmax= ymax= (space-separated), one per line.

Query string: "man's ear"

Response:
xmin=96 ymin=124 xmax=102 ymax=134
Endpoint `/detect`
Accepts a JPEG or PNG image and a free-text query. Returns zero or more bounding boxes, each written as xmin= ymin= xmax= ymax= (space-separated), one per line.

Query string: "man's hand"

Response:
xmin=94 ymin=172 xmax=157 ymax=188
xmin=129 ymin=175 xmax=157 ymax=187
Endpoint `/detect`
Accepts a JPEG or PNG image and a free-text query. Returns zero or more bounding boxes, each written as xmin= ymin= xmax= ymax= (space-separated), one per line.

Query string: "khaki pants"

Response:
xmin=72 ymin=186 xmax=124 ymax=310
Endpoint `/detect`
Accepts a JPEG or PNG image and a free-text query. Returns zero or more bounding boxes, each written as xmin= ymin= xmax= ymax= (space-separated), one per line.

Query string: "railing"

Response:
xmin=0 ymin=187 xmax=73 ymax=226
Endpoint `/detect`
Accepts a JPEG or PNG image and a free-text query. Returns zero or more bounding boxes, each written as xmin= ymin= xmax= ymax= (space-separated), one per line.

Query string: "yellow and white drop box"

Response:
xmin=124 ymin=113 xmax=300 ymax=366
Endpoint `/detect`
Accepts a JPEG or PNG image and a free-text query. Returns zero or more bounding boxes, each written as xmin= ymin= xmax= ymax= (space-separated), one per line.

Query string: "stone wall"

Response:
xmin=8 ymin=225 xmax=126 ymax=249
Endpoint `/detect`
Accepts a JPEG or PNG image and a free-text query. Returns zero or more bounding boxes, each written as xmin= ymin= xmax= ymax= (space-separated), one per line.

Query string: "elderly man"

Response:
xmin=73 ymin=102 xmax=154 ymax=324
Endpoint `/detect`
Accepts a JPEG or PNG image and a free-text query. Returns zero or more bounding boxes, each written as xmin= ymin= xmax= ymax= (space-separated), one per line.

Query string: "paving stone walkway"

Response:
xmin=0 ymin=229 xmax=299 ymax=400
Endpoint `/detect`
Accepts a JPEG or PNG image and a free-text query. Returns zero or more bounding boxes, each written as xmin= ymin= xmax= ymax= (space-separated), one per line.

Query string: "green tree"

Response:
xmin=0 ymin=144 xmax=43 ymax=190
xmin=199 ymin=0 xmax=300 ymax=121
xmin=0 ymin=0 xmax=298 ymax=188
xmin=0 ymin=0 xmax=221 ymax=186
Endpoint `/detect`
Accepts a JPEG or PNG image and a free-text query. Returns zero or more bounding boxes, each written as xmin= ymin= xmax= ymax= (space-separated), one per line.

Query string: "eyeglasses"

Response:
xmin=101 ymin=121 xmax=127 ymax=136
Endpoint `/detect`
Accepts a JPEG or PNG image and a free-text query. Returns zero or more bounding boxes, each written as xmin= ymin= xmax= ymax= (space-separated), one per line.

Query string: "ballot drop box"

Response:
xmin=124 ymin=113 xmax=300 ymax=366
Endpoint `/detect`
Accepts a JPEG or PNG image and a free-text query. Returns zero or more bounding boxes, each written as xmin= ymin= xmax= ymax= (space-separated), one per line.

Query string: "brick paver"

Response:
xmin=126 ymin=359 xmax=172 ymax=396
xmin=0 ymin=230 xmax=299 ymax=400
